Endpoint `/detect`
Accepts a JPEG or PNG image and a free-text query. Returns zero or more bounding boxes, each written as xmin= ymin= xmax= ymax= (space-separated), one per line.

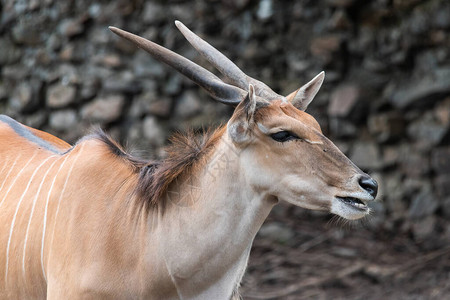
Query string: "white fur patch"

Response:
xmin=330 ymin=198 xmax=369 ymax=220
xmin=304 ymin=138 xmax=323 ymax=145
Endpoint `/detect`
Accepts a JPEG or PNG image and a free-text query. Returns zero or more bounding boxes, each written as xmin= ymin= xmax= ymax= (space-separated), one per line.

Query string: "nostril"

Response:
xmin=358 ymin=176 xmax=378 ymax=198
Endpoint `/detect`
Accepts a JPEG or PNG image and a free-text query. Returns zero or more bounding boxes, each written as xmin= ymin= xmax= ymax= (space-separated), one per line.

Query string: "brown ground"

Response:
xmin=241 ymin=203 xmax=450 ymax=300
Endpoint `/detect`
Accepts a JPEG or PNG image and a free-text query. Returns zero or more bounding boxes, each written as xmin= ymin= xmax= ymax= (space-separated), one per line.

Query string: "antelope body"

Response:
xmin=0 ymin=21 xmax=377 ymax=299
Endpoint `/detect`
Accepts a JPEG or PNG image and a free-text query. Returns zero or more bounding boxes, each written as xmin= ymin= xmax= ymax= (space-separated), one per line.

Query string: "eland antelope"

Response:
xmin=0 ymin=21 xmax=378 ymax=299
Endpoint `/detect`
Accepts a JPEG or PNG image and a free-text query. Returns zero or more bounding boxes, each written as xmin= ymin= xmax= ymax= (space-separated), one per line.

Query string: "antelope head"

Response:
xmin=110 ymin=21 xmax=378 ymax=220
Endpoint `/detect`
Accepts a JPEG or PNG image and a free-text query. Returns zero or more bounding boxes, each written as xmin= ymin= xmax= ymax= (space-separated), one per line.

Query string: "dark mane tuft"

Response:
xmin=136 ymin=126 xmax=225 ymax=209
xmin=91 ymin=127 xmax=225 ymax=210
xmin=92 ymin=129 xmax=149 ymax=170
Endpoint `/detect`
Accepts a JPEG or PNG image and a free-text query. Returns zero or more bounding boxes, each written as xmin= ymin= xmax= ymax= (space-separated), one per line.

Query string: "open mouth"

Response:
xmin=336 ymin=196 xmax=368 ymax=211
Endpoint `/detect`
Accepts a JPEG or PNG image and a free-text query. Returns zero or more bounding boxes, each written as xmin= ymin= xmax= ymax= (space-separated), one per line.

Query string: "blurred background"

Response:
xmin=1 ymin=0 xmax=449 ymax=298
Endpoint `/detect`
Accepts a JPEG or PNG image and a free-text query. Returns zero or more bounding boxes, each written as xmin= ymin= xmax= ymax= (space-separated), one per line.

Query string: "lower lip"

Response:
xmin=337 ymin=197 xmax=368 ymax=211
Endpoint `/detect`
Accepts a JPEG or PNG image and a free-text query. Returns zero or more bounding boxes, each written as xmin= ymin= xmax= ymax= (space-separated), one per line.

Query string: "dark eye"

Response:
xmin=270 ymin=131 xmax=298 ymax=142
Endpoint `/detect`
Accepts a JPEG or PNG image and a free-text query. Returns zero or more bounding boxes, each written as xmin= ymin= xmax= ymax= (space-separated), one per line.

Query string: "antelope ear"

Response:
xmin=287 ymin=71 xmax=325 ymax=111
xmin=243 ymin=84 xmax=257 ymax=123
xmin=228 ymin=84 xmax=257 ymax=143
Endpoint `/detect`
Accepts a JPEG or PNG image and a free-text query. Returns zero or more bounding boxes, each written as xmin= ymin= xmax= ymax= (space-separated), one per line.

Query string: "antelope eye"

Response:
xmin=270 ymin=131 xmax=298 ymax=142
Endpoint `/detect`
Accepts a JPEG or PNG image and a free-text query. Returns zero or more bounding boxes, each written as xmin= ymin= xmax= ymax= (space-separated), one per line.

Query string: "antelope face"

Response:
xmin=109 ymin=22 xmax=377 ymax=220
xmin=228 ymin=81 xmax=378 ymax=220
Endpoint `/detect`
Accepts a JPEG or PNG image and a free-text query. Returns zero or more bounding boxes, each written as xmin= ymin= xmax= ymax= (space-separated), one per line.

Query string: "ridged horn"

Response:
xmin=109 ymin=26 xmax=246 ymax=106
xmin=174 ymin=21 xmax=282 ymax=101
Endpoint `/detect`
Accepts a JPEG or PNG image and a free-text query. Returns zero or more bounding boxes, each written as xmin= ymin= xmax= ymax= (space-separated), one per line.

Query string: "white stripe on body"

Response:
xmin=22 ymin=157 xmax=60 ymax=277
xmin=4 ymin=152 xmax=39 ymax=284
xmin=0 ymin=155 xmax=21 ymax=203
xmin=0 ymin=159 xmax=9 ymax=179
xmin=41 ymin=144 xmax=84 ymax=282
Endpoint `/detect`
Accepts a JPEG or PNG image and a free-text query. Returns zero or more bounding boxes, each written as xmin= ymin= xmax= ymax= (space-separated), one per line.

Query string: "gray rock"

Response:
xmin=389 ymin=68 xmax=450 ymax=109
xmin=411 ymin=216 xmax=436 ymax=241
xmin=431 ymin=147 xmax=450 ymax=175
xmin=142 ymin=116 xmax=166 ymax=146
xmin=25 ymin=111 xmax=47 ymax=129
xmin=326 ymin=0 xmax=355 ymax=7
xmin=403 ymin=178 xmax=424 ymax=198
xmin=11 ymin=20 xmax=42 ymax=45
xmin=142 ymin=2 xmax=166 ymax=25
xmin=0 ymin=38 xmax=22 ymax=65
xmin=95 ymin=1 xmax=120 ymax=24
xmin=164 ymin=75 xmax=182 ymax=95
xmin=407 ymin=112 xmax=446 ymax=147
xmin=130 ymin=90 xmax=172 ymax=119
xmin=310 ymin=35 xmax=342 ymax=63
xmin=174 ymin=91 xmax=202 ymax=119
xmin=47 ymin=84 xmax=76 ymax=108
xmin=34 ymin=49 xmax=52 ymax=66
xmin=350 ymin=142 xmax=382 ymax=171
xmin=80 ymin=77 xmax=101 ymax=100
xmin=368 ymin=112 xmax=405 ymax=143
xmin=434 ymin=97 xmax=450 ymax=127
xmin=133 ymin=52 xmax=166 ymax=79
xmin=45 ymin=33 xmax=62 ymax=52
xmin=334 ymin=141 xmax=350 ymax=155
xmin=169 ymin=3 xmax=202 ymax=23
xmin=407 ymin=9 xmax=430 ymax=35
xmin=102 ymin=72 xmax=142 ymax=95
xmin=148 ymin=99 xmax=172 ymax=118
xmin=8 ymin=83 xmax=33 ymax=112
xmin=432 ymin=4 xmax=450 ymax=29
xmin=51 ymin=64 xmax=80 ymax=85
xmin=434 ymin=175 xmax=450 ymax=199
xmin=382 ymin=146 xmax=400 ymax=167
xmin=88 ymin=26 xmax=110 ymax=45
xmin=59 ymin=42 xmax=89 ymax=63
xmin=383 ymin=174 xmax=406 ymax=218
xmin=328 ymin=84 xmax=360 ymax=117
xmin=348 ymin=27 xmax=376 ymax=55
xmin=81 ymin=95 xmax=125 ymax=123
xmin=59 ymin=18 xmax=85 ymax=38
xmin=81 ymin=65 xmax=113 ymax=84
xmin=0 ymin=84 xmax=7 ymax=101
xmin=329 ymin=118 xmax=357 ymax=138
xmin=285 ymin=54 xmax=310 ymax=75
xmin=328 ymin=9 xmax=352 ymax=30
xmin=258 ymin=222 xmax=295 ymax=244
xmin=8 ymin=80 xmax=41 ymax=113
xmin=398 ymin=146 xmax=430 ymax=178
xmin=129 ymin=93 xmax=152 ymax=118
xmin=256 ymin=0 xmax=273 ymax=21
xmin=442 ymin=197 xmax=450 ymax=219
xmin=2 ymin=65 xmax=28 ymax=81
xmin=49 ymin=109 xmax=78 ymax=131
xmin=94 ymin=54 xmax=122 ymax=69
xmin=59 ymin=44 xmax=75 ymax=62
xmin=408 ymin=184 xmax=438 ymax=219
xmin=88 ymin=3 xmax=102 ymax=18
xmin=366 ymin=200 xmax=386 ymax=229
xmin=362 ymin=57 xmax=389 ymax=73
xmin=332 ymin=247 xmax=358 ymax=258
xmin=415 ymin=49 xmax=442 ymax=74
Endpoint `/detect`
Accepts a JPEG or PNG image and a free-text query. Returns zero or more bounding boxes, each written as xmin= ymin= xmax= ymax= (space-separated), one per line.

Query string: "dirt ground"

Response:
xmin=240 ymin=203 xmax=450 ymax=300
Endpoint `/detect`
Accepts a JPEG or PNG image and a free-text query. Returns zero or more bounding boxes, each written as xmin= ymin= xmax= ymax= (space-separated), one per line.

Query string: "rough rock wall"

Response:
xmin=0 ymin=0 xmax=449 ymax=240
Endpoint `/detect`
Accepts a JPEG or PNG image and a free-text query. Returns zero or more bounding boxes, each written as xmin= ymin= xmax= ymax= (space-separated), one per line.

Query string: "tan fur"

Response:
xmin=23 ymin=126 xmax=71 ymax=152
xmin=0 ymin=95 xmax=375 ymax=299
xmin=0 ymin=22 xmax=376 ymax=299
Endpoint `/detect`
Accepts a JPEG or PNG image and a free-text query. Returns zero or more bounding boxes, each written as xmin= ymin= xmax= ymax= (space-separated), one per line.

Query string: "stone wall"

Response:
xmin=1 ymin=0 xmax=449 ymax=240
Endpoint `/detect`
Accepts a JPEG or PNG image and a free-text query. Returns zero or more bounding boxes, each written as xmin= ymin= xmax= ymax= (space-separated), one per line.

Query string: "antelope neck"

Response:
xmin=154 ymin=137 xmax=276 ymax=299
